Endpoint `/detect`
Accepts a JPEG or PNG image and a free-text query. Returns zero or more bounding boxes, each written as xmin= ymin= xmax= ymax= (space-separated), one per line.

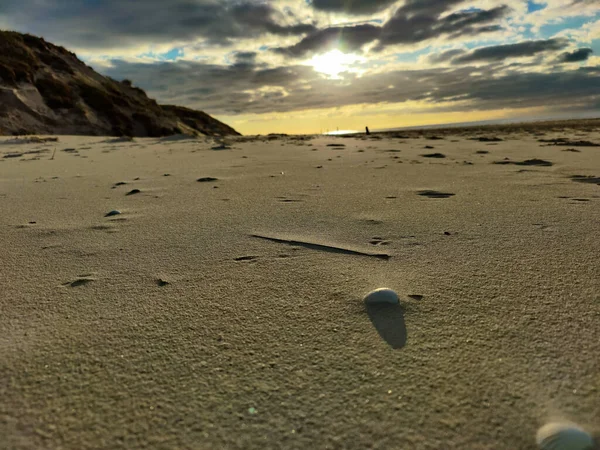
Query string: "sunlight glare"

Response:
xmin=306 ymin=50 xmax=365 ymax=79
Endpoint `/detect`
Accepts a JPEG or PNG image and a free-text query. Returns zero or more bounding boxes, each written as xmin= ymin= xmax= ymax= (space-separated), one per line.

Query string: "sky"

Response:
xmin=1 ymin=0 xmax=599 ymax=134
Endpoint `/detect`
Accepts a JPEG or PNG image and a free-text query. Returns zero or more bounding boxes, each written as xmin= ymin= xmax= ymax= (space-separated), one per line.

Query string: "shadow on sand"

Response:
xmin=365 ymin=302 xmax=407 ymax=349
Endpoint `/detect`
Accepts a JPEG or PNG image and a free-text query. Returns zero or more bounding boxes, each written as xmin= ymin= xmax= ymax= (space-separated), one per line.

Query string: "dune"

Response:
xmin=1 ymin=120 xmax=599 ymax=449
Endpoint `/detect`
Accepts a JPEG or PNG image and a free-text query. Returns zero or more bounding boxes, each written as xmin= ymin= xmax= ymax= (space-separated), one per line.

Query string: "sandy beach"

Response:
xmin=1 ymin=122 xmax=599 ymax=449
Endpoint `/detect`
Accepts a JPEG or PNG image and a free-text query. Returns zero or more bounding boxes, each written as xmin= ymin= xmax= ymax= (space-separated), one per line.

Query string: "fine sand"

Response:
xmin=1 ymin=122 xmax=599 ymax=449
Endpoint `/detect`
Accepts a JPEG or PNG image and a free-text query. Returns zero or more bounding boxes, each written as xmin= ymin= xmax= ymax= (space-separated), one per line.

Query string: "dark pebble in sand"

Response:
xmin=29 ymin=221 xmax=37 ymax=224
xmin=163 ymin=173 xmax=171 ymax=176
xmin=444 ymin=231 xmax=451 ymax=235
xmin=126 ymin=189 xmax=141 ymax=195
xmin=105 ymin=210 xmax=122 ymax=217
xmin=408 ymin=294 xmax=424 ymax=300
xmin=421 ymin=152 xmax=445 ymax=158
xmin=197 ymin=177 xmax=219 ymax=182
xmin=156 ymin=278 xmax=170 ymax=287
xmin=424 ymin=145 xmax=435 ymax=149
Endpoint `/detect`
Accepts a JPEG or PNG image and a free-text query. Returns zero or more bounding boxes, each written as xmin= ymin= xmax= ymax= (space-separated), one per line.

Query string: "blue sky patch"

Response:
xmin=527 ymin=1 xmax=546 ymax=14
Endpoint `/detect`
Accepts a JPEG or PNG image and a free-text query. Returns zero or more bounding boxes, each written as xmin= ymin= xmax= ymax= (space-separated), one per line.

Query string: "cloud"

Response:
xmin=273 ymin=2 xmax=509 ymax=57
xmin=1 ymin=0 xmax=597 ymax=130
xmin=273 ymin=24 xmax=381 ymax=56
xmin=0 ymin=0 xmax=317 ymax=50
xmin=378 ymin=5 xmax=509 ymax=48
xmin=98 ymin=56 xmax=600 ymax=118
xmin=559 ymin=47 xmax=593 ymax=63
xmin=309 ymin=0 xmax=398 ymax=15
xmin=428 ymin=49 xmax=467 ymax=64
xmin=452 ymin=38 xmax=569 ymax=63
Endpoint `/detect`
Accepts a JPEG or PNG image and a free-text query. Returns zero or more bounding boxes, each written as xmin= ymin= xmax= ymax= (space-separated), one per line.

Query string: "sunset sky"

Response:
xmin=1 ymin=0 xmax=598 ymax=134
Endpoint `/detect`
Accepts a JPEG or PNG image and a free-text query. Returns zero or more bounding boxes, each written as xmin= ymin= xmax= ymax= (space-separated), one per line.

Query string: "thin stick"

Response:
xmin=251 ymin=234 xmax=391 ymax=260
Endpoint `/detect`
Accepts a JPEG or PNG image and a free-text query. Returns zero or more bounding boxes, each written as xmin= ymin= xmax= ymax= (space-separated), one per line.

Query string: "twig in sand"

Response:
xmin=251 ymin=234 xmax=391 ymax=260
xmin=50 ymin=146 xmax=57 ymax=160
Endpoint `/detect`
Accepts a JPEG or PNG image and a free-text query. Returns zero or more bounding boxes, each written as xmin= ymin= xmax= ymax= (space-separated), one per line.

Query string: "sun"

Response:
xmin=306 ymin=49 xmax=365 ymax=79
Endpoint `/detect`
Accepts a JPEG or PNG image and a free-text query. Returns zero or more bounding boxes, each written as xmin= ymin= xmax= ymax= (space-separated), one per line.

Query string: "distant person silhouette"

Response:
xmin=365 ymin=126 xmax=370 ymax=135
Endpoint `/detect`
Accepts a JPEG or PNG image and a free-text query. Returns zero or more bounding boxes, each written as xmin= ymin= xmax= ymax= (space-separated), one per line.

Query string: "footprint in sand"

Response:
xmin=62 ymin=275 xmax=96 ymax=288
xmin=277 ymin=197 xmax=304 ymax=203
xmin=112 ymin=181 xmax=128 ymax=189
xmin=570 ymin=175 xmax=600 ymax=185
xmin=418 ymin=190 xmax=455 ymax=199
xmin=493 ymin=159 xmax=553 ymax=167
xmin=235 ymin=255 xmax=259 ymax=262
xmin=369 ymin=237 xmax=390 ymax=246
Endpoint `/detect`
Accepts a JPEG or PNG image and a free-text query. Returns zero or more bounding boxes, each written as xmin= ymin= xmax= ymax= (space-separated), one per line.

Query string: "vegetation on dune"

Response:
xmin=35 ymin=75 xmax=77 ymax=109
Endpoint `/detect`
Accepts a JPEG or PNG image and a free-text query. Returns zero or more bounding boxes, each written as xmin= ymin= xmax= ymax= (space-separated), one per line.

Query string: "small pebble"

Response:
xmin=126 ymin=189 xmax=141 ymax=196
xmin=105 ymin=210 xmax=121 ymax=217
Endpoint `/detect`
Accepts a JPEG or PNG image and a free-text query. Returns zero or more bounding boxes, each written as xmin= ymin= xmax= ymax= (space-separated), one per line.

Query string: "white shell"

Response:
xmin=536 ymin=422 xmax=594 ymax=450
xmin=363 ymin=288 xmax=399 ymax=305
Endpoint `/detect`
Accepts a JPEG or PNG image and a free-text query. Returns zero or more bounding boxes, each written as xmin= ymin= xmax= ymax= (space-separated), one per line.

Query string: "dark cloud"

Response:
xmin=274 ymin=2 xmax=508 ymax=57
xmin=559 ymin=48 xmax=593 ymax=63
xmin=273 ymin=24 xmax=381 ymax=56
xmin=453 ymin=38 xmax=569 ymax=63
xmin=229 ymin=3 xmax=316 ymax=37
xmin=234 ymin=52 xmax=258 ymax=63
xmin=99 ymin=57 xmax=600 ymax=117
xmin=428 ymin=49 xmax=466 ymax=64
xmin=0 ymin=0 xmax=316 ymax=49
xmin=310 ymin=0 xmax=398 ymax=15
xmin=378 ymin=5 xmax=509 ymax=48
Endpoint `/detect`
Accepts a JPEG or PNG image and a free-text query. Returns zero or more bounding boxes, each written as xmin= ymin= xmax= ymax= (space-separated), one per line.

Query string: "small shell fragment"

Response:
xmin=363 ymin=288 xmax=399 ymax=305
xmin=536 ymin=422 xmax=594 ymax=450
